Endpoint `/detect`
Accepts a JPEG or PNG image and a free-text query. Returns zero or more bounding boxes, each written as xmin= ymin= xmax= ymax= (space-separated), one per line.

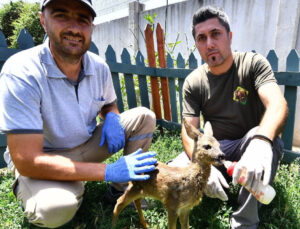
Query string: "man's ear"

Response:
xmin=229 ymin=31 xmax=233 ymax=44
xmin=39 ymin=12 xmax=47 ymax=33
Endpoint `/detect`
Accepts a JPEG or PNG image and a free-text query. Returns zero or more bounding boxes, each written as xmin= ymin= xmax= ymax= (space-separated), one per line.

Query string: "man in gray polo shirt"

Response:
xmin=0 ymin=0 xmax=157 ymax=228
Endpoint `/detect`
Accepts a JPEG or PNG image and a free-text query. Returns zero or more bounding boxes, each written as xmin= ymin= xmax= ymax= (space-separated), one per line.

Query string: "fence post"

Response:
xmin=0 ymin=30 xmax=7 ymax=48
xmin=144 ymin=24 xmax=162 ymax=119
xmin=136 ymin=51 xmax=150 ymax=109
xmin=282 ymin=49 xmax=299 ymax=150
xmin=266 ymin=50 xmax=278 ymax=71
xmin=121 ymin=48 xmax=137 ymax=109
xmin=17 ymin=28 xmax=34 ymax=49
xmin=167 ymin=53 xmax=178 ymax=123
xmin=105 ymin=45 xmax=124 ymax=112
xmin=156 ymin=23 xmax=171 ymax=121
xmin=0 ymin=28 xmax=7 ymax=167
xmin=0 ymin=30 xmax=8 ymax=71
xmin=177 ymin=53 xmax=186 ymax=120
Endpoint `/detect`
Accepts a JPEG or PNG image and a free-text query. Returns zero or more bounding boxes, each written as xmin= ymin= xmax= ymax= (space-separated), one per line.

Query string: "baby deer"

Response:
xmin=112 ymin=119 xmax=225 ymax=229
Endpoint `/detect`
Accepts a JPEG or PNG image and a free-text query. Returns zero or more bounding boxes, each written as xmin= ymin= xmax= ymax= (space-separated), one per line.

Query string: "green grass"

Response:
xmin=0 ymin=127 xmax=299 ymax=229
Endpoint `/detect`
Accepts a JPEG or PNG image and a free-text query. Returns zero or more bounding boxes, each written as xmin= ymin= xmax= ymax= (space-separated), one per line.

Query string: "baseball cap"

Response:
xmin=40 ymin=0 xmax=96 ymax=18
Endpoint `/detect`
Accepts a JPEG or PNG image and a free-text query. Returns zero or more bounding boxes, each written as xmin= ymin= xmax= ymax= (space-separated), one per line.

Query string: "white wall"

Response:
xmin=92 ymin=0 xmax=300 ymax=146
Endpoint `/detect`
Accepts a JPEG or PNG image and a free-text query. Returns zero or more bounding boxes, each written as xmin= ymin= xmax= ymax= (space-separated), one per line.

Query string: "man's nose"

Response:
xmin=67 ymin=18 xmax=82 ymax=32
xmin=207 ymin=37 xmax=215 ymax=49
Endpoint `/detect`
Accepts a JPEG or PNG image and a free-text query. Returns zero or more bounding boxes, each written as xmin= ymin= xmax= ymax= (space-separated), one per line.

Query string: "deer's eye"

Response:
xmin=203 ymin=144 xmax=212 ymax=150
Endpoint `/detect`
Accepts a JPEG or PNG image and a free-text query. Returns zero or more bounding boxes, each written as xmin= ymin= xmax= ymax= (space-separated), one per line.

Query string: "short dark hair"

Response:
xmin=192 ymin=6 xmax=230 ymax=38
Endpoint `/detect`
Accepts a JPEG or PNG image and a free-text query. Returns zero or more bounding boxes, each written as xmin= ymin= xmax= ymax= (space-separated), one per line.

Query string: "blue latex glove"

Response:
xmin=99 ymin=112 xmax=125 ymax=154
xmin=105 ymin=149 xmax=157 ymax=183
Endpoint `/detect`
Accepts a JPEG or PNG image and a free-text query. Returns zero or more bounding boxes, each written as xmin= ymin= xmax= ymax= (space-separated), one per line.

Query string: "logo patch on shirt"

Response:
xmin=233 ymin=86 xmax=248 ymax=105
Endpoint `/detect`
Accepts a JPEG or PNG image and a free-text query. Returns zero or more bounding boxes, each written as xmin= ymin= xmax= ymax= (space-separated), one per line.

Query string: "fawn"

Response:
xmin=112 ymin=118 xmax=225 ymax=229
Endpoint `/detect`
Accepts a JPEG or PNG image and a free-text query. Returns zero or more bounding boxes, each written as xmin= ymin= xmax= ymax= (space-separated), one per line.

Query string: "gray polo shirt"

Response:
xmin=0 ymin=41 xmax=116 ymax=167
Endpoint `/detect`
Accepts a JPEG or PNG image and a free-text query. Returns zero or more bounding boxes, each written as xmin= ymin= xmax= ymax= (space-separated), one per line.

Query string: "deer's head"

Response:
xmin=183 ymin=118 xmax=225 ymax=166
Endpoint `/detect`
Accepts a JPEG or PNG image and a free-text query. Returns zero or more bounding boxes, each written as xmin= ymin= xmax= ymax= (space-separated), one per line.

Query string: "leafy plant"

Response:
xmin=144 ymin=12 xmax=158 ymax=31
xmin=0 ymin=1 xmax=44 ymax=48
xmin=10 ymin=2 xmax=44 ymax=48
xmin=0 ymin=1 xmax=24 ymax=47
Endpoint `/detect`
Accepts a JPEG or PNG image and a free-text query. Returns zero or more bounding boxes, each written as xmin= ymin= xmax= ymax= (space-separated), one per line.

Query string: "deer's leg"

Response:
xmin=179 ymin=210 xmax=190 ymax=229
xmin=134 ymin=198 xmax=149 ymax=229
xmin=112 ymin=185 xmax=142 ymax=227
xmin=167 ymin=209 xmax=178 ymax=229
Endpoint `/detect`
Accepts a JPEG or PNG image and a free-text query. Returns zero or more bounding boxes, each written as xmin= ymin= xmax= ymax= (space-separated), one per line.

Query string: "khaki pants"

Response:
xmin=13 ymin=107 xmax=156 ymax=228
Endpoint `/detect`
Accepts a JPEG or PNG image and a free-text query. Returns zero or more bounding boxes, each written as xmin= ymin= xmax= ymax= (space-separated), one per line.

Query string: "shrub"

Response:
xmin=0 ymin=1 xmax=44 ymax=48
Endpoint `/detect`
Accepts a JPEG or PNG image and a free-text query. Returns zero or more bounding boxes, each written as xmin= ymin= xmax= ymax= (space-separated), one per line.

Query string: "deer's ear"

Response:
xmin=183 ymin=118 xmax=202 ymax=139
xmin=203 ymin=121 xmax=213 ymax=136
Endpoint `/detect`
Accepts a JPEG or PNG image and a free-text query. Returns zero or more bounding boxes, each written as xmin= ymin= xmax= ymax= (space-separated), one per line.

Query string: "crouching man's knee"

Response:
xmin=16 ymin=178 xmax=84 ymax=228
xmin=25 ymin=190 xmax=82 ymax=228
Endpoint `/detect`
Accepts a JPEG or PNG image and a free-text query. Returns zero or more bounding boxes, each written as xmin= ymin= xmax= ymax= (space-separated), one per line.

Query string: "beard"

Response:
xmin=205 ymin=51 xmax=226 ymax=67
xmin=47 ymin=30 xmax=91 ymax=64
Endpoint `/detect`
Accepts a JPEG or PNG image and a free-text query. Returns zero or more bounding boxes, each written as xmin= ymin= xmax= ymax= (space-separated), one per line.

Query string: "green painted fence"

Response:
xmin=0 ymin=29 xmax=299 ymax=168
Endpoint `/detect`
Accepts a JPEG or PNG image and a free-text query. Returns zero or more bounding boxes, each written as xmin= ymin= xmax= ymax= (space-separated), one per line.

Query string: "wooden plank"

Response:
xmin=105 ymin=45 xmax=124 ymax=112
xmin=283 ymin=149 xmax=300 ymax=163
xmin=136 ymin=51 xmax=150 ymax=109
xmin=0 ymin=134 xmax=7 ymax=168
xmin=266 ymin=50 xmax=299 ymax=162
xmin=0 ymin=30 xmax=8 ymax=48
xmin=0 ymin=47 xmax=21 ymax=61
xmin=266 ymin=50 xmax=278 ymax=71
xmin=121 ymin=48 xmax=137 ymax=109
xmin=275 ymin=72 xmax=300 ymax=86
xmin=89 ymin=41 xmax=99 ymax=55
xmin=156 ymin=23 xmax=171 ymax=121
xmin=177 ymin=53 xmax=186 ymax=120
xmin=17 ymin=28 xmax=34 ymax=49
xmin=145 ymin=24 xmax=162 ymax=119
xmin=0 ymin=47 xmax=20 ymax=72
xmin=156 ymin=119 xmax=181 ymax=131
xmin=189 ymin=52 xmax=198 ymax=69
xmin=282 ymin=49 xmax=298 ymax=150
xmin=167 ymin=53 xmax=178 ymax=123
xmin=107 ymin=61 xmax=191 ymax=78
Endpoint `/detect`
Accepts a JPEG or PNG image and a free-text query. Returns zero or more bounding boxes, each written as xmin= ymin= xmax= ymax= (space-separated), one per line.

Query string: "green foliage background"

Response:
xmin=0 ymin=1 xmax=44 ymax=48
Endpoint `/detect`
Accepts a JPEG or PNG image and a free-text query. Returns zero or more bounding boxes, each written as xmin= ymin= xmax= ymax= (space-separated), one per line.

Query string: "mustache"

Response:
xmin=62 ymin=32 xmax=83 ymax=39
xmin=207 ymin=49 xmax=218 ymax=55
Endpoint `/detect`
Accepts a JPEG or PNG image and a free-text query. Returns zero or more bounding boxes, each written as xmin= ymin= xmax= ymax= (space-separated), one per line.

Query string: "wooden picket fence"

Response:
xmin=0 ymin=24 xmax=300 ymax=168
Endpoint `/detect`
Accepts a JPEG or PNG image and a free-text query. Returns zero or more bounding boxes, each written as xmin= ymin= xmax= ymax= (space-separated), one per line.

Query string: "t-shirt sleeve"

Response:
xmin=251 ymin=53 xmax=277 ymax=90
xmin=0 ymin=73 xmax=43 ymax=134
xmin=182 ymin=75 xmax=201 ymax=117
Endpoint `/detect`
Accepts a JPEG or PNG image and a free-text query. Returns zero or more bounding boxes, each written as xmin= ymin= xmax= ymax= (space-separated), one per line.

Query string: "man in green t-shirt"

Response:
xmin=168 ymin=5 xmax=288 ymax=229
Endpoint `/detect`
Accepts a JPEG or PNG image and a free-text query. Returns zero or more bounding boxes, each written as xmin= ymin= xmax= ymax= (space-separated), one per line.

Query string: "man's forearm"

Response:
xmin=256 ymin=98 xmax=288 ymax=140
xmin=257 ymin=83 xmax=288 ymax=140
xmin=181 ymin=116 xmax=200 ymax=159
xmin=18 ymin=153 xmax=106 ymax=181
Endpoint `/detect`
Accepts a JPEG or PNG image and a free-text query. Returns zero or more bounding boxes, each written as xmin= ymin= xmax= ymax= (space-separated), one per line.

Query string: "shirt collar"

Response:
xmin=39 ymin=38 xmax=95 ymax=79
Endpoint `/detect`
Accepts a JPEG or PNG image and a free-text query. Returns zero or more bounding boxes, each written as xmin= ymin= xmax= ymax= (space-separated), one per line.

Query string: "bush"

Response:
xmin=0 ymin=1 xmax=44 ymax=48
xmin=0 ymin=1 xmax=24 ymax=47
xmin=10 ymin=2 xmax=44 ymax=48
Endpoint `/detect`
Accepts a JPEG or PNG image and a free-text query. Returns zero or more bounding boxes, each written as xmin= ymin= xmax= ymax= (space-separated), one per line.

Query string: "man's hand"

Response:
xmin=232 ymin=138 xmax=273 ymax=192
xmin=204 ymin=165 xmax=229 ymax=201
xmin=105 ymin=149 xmax=157 ymax=183
xmin=100 ymin=112 xmax=125 ymax=154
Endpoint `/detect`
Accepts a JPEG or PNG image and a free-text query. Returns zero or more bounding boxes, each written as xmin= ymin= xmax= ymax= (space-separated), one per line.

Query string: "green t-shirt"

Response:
xmin=182 ymin=52 xmax=277 ymax=140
